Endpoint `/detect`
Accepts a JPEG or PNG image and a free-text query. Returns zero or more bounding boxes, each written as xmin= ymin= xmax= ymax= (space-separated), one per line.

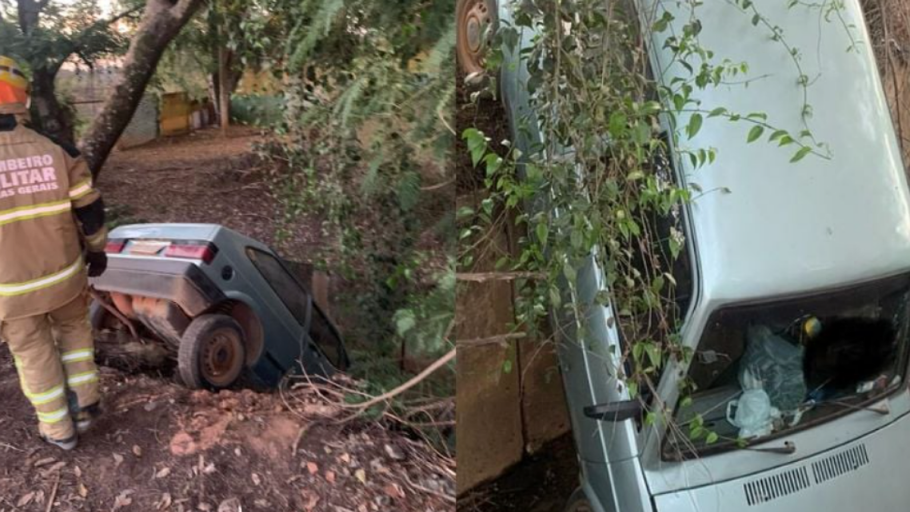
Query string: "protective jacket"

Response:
xmin=0 ymin=104 xmax=107 ymax=320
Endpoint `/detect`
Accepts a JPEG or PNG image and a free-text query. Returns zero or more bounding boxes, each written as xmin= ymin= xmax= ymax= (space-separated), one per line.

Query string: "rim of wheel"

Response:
xmin=458 ymin=0 xmax=493 ymax=75
xmin=201 ymin=328 xmax=242 ymax=387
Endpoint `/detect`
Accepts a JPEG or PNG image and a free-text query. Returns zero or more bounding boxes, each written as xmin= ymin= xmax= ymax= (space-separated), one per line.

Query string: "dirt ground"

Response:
xmin=455 ymin=436 xmax=577 ymax=512
xmin=0 ymin=127 xmax=453 ymax=511
xmin=99 ymin=126 xmax=320 ymax=255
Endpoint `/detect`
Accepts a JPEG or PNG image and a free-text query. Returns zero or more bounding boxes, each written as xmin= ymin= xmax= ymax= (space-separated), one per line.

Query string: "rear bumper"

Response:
xmin=90 ymin=256 xmax=225 ymax=316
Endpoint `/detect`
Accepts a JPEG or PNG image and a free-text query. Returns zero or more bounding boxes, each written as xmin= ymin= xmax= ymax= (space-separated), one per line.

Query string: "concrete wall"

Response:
xmin=118 ymin=94 xmax=159 ymax=150
xmin=456 ymin=197 xmax=571 ymax=494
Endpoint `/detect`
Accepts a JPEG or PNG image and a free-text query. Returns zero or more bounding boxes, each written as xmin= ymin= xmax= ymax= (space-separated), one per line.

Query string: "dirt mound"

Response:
xmin=0 ymin=348 xmax=453 ymax=511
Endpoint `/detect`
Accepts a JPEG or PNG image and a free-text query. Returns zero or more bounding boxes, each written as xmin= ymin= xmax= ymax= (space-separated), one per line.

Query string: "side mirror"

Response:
xmin=583 ymin=400 xmax=643 ymax=422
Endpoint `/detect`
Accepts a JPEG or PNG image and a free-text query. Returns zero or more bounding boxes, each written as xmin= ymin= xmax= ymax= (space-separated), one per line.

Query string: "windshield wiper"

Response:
xmin=741 ymin=441 xmax=797 ymax=455
xmin=819 ymin=398 xmax=891 ymax=416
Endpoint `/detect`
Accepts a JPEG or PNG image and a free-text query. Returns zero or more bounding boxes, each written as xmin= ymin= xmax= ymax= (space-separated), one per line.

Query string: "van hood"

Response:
xmin=648 ymin=0 xmax=910 ymax=303
xmin=653 ymin=409 xmax=910 ymax=512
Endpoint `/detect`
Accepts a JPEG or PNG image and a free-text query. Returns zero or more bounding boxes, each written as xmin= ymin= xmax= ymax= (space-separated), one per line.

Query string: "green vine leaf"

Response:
xmin=747 ymin=125 xmax=764 ymax=143
xmin=687 ymin=113 xmax=703 ymax=139
xmin=790 ymin=146 xmax=812 ymax=163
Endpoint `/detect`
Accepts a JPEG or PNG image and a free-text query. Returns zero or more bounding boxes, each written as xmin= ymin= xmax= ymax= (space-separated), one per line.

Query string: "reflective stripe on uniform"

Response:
xmin=0 ymin=200 xmax=71 ymax=228
xmin=36 ymin=407 xmax=69 ymax=424
xmin=67 ymin=371 xmax=98 ymax=387
xmin=24 ymin=385 xmax=65 ymax=405
xmin=61 ymin=349 xmax=94 ymax=364
xmin=0 ymin=258 xmax=83 ymax=297
xmin=68 ymin=180 xmax=93 ymax=201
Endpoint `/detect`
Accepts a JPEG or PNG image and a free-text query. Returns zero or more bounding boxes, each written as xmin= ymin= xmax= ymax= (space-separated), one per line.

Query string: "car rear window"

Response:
xmin=246 ymin=248 xmax=309 ymax=326
xmin=309 ymin=303 xmax=345 ymax=368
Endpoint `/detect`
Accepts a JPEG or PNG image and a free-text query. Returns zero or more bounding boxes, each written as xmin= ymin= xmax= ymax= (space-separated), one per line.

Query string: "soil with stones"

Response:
xmin=0 ymin=349 xmax=452 ymax=511
xmin=0 ymin=127 xmax=453 ymax=511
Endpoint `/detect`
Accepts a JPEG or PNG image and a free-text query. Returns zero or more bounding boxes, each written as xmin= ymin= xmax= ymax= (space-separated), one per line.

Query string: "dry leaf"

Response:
xmin=306 ymin=462 xmax=318 ymax=474
xmin=301 ymin=492 xmax=320 ymax=512
xmin=217 ymin=497 xmax=241 ymax=512
xmin=158 ymin=492 xmax=173 ymax=510
xmin=74 ymin=465 xmax=83 ymax=478
xmin=340 ymin=453 xmax=351 ymax=464
xmin=354 ymin=469 xmax=366 ymax=484
xmin=78 ymin=483 xmax=89 ymax=498
xmin=156 ymin=467 xmax=171 ymax=479
xmin=325 ymin=470 xmax=335 ymax=484
xmin=113 ymin=490 xmax=134 ymax=511
xmin=113 ymin=453 xmax=125 ymax=468
xmin=17 ymin=492 xmax=35 ymax=507
xmin=198 ymin=503 xmax=212 ymax=511
xmin=251 ymin=473 xmax=261 ymax=486
xmin=133 ymin=445 xmax=143 ymax=457
xmin=383 ymin=484 xmax=405 ymax=499
xmin=33 ymin=457 xmax=55 ymax=467
xmin=203 ymin=463 xmax=216 ymax=475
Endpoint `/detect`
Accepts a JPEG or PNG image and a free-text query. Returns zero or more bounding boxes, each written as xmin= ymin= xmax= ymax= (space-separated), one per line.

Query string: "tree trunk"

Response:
xmin=80 ymin=0 xmax=204 ymax=177
xmin=29 ymin=67 xmax=75 ymax=145
xmin=219 ymin=45 xmax=230 ymax=134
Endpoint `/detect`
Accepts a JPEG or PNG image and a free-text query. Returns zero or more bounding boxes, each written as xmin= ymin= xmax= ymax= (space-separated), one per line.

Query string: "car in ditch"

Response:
xmin=89 ymin=223 xmax=349 ymax=390
xmin=459 ymin=0 xmax=910 ymax=511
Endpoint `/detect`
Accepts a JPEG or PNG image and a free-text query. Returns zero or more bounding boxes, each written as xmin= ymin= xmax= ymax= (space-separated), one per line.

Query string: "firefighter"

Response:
xmin=0 ymin=56 xmax=108 ymax=451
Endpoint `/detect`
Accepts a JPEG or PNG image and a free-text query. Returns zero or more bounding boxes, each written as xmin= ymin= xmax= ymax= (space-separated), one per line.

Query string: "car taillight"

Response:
xmin=164 ymin=242 xmax=218 ymax=264
xmin=105 ymin=239 xmax=126 ymax=254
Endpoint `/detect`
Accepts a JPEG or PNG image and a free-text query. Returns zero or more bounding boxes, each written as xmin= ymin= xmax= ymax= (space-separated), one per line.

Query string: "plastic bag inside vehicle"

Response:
xmin=663 ymin=273 xmax=910 ymax=460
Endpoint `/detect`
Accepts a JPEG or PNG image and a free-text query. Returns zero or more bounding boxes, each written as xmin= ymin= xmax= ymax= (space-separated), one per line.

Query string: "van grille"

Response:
xmin=811 ymin=443 xmax=869 ymax=484
xmin=742 ymin=443 xmax=871 ymax=506
xmin=743 ymin=466 xmax=811 ymax=506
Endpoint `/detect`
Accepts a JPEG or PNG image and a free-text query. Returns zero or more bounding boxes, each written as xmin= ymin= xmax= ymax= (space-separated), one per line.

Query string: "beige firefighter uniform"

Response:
xmin=0 ymin=101 xmax=107 ymax=441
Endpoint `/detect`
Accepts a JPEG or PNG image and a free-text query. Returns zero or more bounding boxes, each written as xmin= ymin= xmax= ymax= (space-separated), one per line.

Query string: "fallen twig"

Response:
xmin=45 ymin=473 xmax=60 ymax=512
xmin=456 ymin=271 xmax=546 ymax=282
xmin=456 ymin=332 xmax=527 ymax=347
xmin=341 ymin=348 xmax=456 ymax=411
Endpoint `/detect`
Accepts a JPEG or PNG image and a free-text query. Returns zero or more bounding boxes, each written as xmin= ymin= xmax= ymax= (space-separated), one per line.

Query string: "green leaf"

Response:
xmin=708 ymin=107 xmax=727 ymax=118
xmin=536 ymin=222 xmax=549 ymax=246
xmin=687 ymin=113 xmax=703 ymax=139
xmin=706 ymin=432 xmax=719 ymax=444
xmin=769 ymin=129 xmax=788 ymax=142
xmin=790 ymin=146 xmax=812 ymax=163
xmin=503 ymin=359 xmax=513 ymax=374
xmin=747 ymin=125 xmax=764 ymax=143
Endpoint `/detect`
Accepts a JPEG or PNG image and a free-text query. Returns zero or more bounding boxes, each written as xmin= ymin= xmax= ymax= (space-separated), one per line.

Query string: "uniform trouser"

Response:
xmin=1 ymin=292 xmax=100 ymax=440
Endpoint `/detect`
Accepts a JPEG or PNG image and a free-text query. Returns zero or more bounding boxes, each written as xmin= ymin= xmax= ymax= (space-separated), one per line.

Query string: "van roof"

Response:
xmin=652 ymin=1 xmax=910 ymax=304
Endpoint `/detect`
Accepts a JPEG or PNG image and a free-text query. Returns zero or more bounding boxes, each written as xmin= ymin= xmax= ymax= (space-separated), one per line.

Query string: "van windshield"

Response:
xmin=663 ymin=273 xmax=910 ymax=460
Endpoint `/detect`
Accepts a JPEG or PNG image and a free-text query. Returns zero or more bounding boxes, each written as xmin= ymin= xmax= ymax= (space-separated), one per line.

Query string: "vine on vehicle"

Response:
xmin=461 ymin=0 xmax=853 ymax=451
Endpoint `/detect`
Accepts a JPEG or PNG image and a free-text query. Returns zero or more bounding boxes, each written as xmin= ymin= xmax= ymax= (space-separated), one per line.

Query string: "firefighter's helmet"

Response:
xmin=0 ymin=56 xmax=29 ymax=106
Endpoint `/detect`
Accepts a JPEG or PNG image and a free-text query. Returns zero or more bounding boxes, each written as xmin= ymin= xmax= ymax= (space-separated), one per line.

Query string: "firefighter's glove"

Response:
xmin=86 ymin=251 xmax=107 ymax=278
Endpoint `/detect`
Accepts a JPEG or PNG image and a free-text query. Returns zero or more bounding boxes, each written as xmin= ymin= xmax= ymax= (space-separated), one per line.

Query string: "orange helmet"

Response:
xmin=0 ymin=56 xmax=29 ymax=107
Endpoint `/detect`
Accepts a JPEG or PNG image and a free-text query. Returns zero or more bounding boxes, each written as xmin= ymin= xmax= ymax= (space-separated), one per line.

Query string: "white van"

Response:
xmin=457 ymin=0 xmax=910 ymax=510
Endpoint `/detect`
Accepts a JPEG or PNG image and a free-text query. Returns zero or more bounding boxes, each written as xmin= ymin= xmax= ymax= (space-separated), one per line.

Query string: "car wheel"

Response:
xmin=179 ymin=314 xmax=246 ymax=390
xmin=457 ymin=0 xmax=498 ymax=82
xmin=564 ymin=488 xmax=594 ymax=512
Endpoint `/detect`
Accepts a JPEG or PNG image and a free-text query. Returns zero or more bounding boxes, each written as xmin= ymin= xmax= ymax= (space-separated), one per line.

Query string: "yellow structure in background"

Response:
xmin=160 ymin=92 xmax=192 ymax=136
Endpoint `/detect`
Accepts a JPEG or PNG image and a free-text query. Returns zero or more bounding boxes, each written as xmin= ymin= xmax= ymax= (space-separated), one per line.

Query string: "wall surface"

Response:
xmin=455 ymin=195 xmax=570 ymax=494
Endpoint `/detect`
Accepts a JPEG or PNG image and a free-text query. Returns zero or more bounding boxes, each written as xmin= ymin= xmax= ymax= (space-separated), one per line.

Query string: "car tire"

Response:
xmin=179 ymin=314 xmax=247 ymax=390
xmin=564 ymin=488 xmax=594 ymax=512
xmin=457 ymin=0 xmax=498 ymax=86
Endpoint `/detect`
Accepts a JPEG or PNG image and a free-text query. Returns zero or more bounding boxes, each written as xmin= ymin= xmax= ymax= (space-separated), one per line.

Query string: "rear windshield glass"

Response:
xmin=309 ymin=304 xmax=344 ymax=368
xmin=663 ymin=273 xmax=910 ymax=460
xmin=246 ymin=248 xmax=309 ymax=326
